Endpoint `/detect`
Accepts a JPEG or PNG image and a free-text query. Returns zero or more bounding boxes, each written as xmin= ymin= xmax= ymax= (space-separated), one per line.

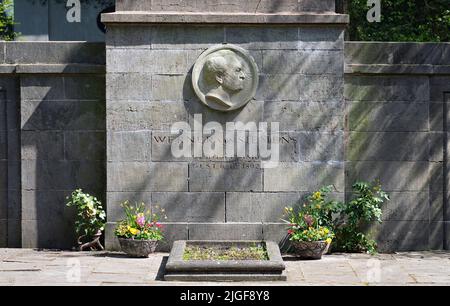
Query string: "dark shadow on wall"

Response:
xmin=20 ymin=69 xmax=106 ymax=249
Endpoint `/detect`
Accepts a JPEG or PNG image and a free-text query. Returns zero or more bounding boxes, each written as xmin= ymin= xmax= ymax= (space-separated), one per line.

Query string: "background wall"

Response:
xmin=345 ymin=42 xmax=450 ymax=251
xmin=0 ymin=40 xmax=448 ymax=252
xmin=13 ymin=0 xmax=114 ymax=42
xmin=0 ymin=42 xmax=106 ymax=249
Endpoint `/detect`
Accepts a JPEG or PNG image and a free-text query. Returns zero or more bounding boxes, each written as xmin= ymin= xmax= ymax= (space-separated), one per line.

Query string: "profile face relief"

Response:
xmin=204 ymin=50 xmax=247 ymax=108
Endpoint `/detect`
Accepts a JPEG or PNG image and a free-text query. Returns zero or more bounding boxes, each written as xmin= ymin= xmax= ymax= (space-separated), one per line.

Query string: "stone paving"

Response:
xmin=1 ymin=249 xmax=450 ymax=286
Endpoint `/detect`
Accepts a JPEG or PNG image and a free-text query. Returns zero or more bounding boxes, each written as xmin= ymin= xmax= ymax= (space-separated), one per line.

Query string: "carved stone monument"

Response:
xmin=103 ymin=0 xmax=348 ymax=251
xmin=192 ymin=44 xmax=259 ymax=112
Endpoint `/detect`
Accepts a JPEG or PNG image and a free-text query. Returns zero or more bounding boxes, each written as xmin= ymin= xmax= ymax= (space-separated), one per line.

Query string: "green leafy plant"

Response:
xmin=114 ymin=201 xmax=166 ymax=241
xmin=333 ymin=181 xmax=390 ymax=254
xmin=0 ymin=0 xmax=18 ymax=41
xmin=284 ymin=180 xmax=389 ymax=254
xmin=66 ymin=189 xmax=106 ymax=240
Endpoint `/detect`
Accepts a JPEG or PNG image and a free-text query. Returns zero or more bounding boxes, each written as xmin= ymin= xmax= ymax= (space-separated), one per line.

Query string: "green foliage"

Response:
xmin=333 ymin=181 xmax=389 ymax=254
xmin=0 ymin=0 xmax=18 ymax=41
xmin=114 ymin=201 xmax=165 ymax=241
xmin=348 ymin=0 xmax=450 ymax=42
xmin=284 ymin=181 xmax=390 ymax=254
xmin=66 ymin=189 xmax=106 ymax=239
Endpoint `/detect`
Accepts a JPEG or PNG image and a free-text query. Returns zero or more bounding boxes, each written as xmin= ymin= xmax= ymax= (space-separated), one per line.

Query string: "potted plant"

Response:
xmin=114 ymin=201 xmax=165 ymax=257
xmin=284 ymin=207 xmax=334 ymax=260
xmin=66 ymin=189 xmax=106 ymax=251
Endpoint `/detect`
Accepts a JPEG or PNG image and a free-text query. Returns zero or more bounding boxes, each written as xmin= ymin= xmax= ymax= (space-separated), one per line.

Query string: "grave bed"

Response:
xmin=164 ymin=240 xmax=286 ymax=281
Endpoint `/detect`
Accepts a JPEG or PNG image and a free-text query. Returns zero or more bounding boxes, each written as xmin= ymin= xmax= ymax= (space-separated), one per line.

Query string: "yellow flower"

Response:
xmin=312 ymin=191 xmax=322 ymax=201
xmin=316 ymin=204 xmax=321 ymax=209
xmin=127 ymin=226 xmax=140 ymax=235
xmin=324 ymin=228 xmax=329 ymax=234
xmin=326 ymin=238 xmax=332 ymax=244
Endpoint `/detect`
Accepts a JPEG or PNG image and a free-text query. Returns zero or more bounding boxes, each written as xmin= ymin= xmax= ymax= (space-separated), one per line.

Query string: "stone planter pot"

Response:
xmin=291 ymin=241 xmax=330 ymax=260
xmin=118 ymin=238 xmax=158 ymax=258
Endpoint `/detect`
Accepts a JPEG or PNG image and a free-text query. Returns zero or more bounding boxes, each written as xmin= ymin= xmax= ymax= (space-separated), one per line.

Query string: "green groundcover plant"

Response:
xmin=0 ymin=0 xmax=18 ymax=41
xmin=284 ymin=181 xmax=390 ymax=254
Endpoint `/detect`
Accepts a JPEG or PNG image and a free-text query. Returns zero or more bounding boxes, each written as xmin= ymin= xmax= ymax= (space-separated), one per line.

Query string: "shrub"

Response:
xmin=66 ymin=189 xmax=106 ymax=240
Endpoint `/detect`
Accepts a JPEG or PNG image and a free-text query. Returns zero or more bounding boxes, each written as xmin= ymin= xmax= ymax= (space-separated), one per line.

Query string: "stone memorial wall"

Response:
xmin=0 ymin=2 xmax=448 ymax=252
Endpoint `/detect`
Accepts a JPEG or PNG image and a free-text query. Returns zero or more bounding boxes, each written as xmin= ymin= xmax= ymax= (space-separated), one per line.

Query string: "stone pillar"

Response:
xmin=103 ymin=0 xmax=349 ymax=251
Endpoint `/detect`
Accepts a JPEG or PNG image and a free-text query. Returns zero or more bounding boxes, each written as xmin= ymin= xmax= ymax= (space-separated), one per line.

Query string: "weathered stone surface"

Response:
xmin=116 ymin=0 xmax=335 ymax=13
xmin=21 ymin=100 xmax=105 ymax=131
xmin=151 ymin=26 xmax=224 ymax=50
xmin=296 ymin=131 xmax=344 ymax=161
xmin=226 ymin=27 xmax=298 ymax=50
xmin=106 ymin=73 xmax=152 ymax=101
xmin=21 ymin=190 xmax=95 ymax=221
xmin=262 ymin=50 xmax=343 ymax=75
xmin=264 ymin=101 xmax=344 ymax=131
xmin=5 ymin=42 xmax=105 ymax=65
xmin=107 ymin=162 xmax=188 ymax=192
xmin=369 ymin=221 xmax=429 ymax=252
xmin=106 ymin=25 xmax=152 ymax=49
xmin=107 ymin=49 xmax=192 ymax=74
xmin=299 ymin=28 xmax=344 ymax=50
xmin=0 ymin=131 xmax=6 ymax=160
xmin=429 ymin=221 xmax=444 ymax=250
xmin=22 ymin=160 xmax=105 ymax=191
xmin=0 ymin=191 xmax=6 ymax=220
xmin=106 ymin=101 xmax=187 ymax=131
xmin=258 ymin=75 xmax=343 ymax=102
xmin=346 ymin=161 xmax=429 ymax=192
xmin=188 ymin=223 xmax=263 ymax=240
xmin=64 ymin=132 xmax=106 ymax=161
xmin=21 ymin=219 xmax=76 ymax=249
xmin=430 ymin=77 xmax=450 ymax=102
xmin=264 ymin=162 xmax=344 ymax=192
xmin=189 ymin=161 xmax=263 ymax=192
xmin=64 ymin=76 xmax=105 ymax=100
xmin=347 ymin=132 xmax=430 ymax=161
xmin=380 ymin=192 xmax=429 ymax=221
xmin=20 ymin=76 xmax=64 ymax=101
xmin=107 ymin=131 xmax=151 ymax=161
xmin=152 ymin=75 xmax=194 ymax=102
xmin=103 ymin=12 xmax=349 ymax=25
xmin=0 ymin=220 xmax=6 ymax=247
xmin=345 ymin=76 xmax=429 ymax=102
xmin=21 ymin=131 xmax=64 ymax=160
xmin=345 ymin=42 xmax=395 ymax=65
xmin=152 ymin=192 xmax=225 ymax=222
xmin=262 ymin=223 xmax=289 ymax=247
xmin=428 ymin=132 xmax=444 ymax=162
xmin=107 ymin=192 xmax=152 ymax=222
xmin=347 ymin=101 xmax=429 ymax=132
xmin=187 ymin=99 xmax=264 ymax=127
xmin=226 ymin=192 xmax=305 ymax=222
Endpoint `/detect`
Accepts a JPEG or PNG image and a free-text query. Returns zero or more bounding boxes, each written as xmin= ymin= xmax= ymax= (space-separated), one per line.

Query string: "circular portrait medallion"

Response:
xmin=192 ymin=44 xmax=259 ymax=112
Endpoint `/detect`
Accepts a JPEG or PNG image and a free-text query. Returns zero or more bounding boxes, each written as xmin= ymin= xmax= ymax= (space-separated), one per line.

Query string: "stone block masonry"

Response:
xmin=103 ymin=1 xmax=347 ymax=252
xmin=0 ymin=6 xmax=449 ymax=253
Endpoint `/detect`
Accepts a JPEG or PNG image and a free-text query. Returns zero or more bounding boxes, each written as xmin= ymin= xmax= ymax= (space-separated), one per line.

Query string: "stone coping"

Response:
xmin=101 ymin=12 xmax=349 ymax=25
xmin=0 ymin=64 xmax=106 ymax=74
xmin=345 ymin=64 xmax=450 ymax=75
xmin=165 ymin=240 xmax=285 ymax=273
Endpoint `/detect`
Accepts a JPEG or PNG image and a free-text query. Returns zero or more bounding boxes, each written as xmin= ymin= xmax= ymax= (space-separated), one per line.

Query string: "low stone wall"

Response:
xmin=0 ymin=41 xmax=448 ymax=252
xmin=0 ymin=42 xmax=106 ymax=249
xmin=345 ymin=42 xmax=450 ymax=251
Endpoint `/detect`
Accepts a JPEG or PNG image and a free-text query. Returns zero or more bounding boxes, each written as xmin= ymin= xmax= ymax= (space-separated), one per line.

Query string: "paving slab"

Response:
xmin=0 ymin=249 xmax=449 ymax=286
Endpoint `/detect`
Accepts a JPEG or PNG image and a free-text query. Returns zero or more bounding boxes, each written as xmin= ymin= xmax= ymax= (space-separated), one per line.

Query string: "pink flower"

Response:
xmin=303 ymin=215 xmax=314 ymax=227
xmin=136 ymin=214 xmax=145 ymax=227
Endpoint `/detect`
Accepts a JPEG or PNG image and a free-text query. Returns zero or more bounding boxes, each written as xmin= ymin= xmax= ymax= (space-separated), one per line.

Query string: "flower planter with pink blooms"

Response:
xmin=114 ymin=201 xmax=166 ymax=258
